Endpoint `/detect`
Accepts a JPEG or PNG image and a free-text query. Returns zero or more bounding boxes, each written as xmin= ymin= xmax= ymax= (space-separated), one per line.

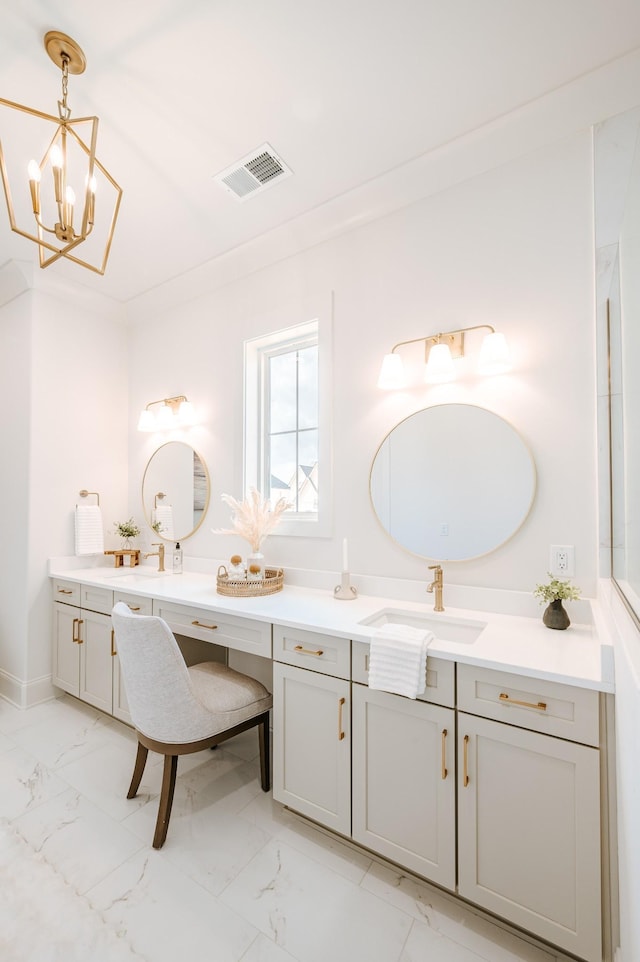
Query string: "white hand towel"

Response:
xmin=74 ymin=505 xmax=105 ymax=556
xmin=153 ymin=505 xmax=174 ymax=541
xmin=368 ymin=623 xmax=433 ymax=699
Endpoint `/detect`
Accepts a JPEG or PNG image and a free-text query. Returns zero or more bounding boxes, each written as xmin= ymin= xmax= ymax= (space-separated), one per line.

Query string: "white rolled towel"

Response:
xmin=75 ymin=505 xmax=105 ymax=556
xmin=368 ymin=623 xmax=433 ymax=699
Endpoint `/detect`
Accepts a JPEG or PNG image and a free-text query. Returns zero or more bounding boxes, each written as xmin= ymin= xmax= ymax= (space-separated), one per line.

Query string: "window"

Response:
xmin=244 ymin=315 xmax=332 ymax=537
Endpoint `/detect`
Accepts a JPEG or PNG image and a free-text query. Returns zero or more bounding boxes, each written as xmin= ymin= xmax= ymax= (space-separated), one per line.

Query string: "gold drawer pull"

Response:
xmin=191 ymin=620 xmax=218 ymax=630
xmin=74 ymin=618 xmax=84 ymax=645
xmin=463 ymin=734 xmax=470 ymax=787
xmin=499 ymin=692 xmax=547 ymax=711
xmin=111 ymin=628 xmax=117 ymax=657
xmin=294 ymin=645 xmax=324 ymax=657
xmin=127 ymin=604 xmax=141 ymax=612
xmin=338 ymin=697 xmax=346 ymax=741
xmin=441 ymin=728 xmax=448 ymax=780
xmin=58 ymin=588 xmax=73 ymax=595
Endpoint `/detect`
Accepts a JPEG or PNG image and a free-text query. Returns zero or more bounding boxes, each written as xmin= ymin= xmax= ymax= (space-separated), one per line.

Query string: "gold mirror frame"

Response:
xmin=141 ymin=441 xmax=210 ymax=542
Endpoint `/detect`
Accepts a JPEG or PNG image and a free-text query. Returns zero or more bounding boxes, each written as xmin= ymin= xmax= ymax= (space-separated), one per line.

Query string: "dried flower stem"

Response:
xmin=214 ymin=488 xmax=290 ymax=552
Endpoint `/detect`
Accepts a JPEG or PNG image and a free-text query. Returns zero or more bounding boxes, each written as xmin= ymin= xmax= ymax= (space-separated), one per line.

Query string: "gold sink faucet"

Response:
xmin=144 ymin=542 xmax=165 ymax=572
xmin=427 ymin=564 xmax=444 ymax=611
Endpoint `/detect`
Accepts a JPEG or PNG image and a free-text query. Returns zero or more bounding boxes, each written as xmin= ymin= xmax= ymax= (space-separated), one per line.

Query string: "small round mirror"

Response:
xmin=370 ymin=403 xmax=536 ymax=561
xmin=142 ymin=442 xmax=210 ymax=542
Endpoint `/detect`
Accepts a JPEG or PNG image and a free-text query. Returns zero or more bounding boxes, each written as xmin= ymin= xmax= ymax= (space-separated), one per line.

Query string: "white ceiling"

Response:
xmin=2 ymin=0 xmax=640 ymax=305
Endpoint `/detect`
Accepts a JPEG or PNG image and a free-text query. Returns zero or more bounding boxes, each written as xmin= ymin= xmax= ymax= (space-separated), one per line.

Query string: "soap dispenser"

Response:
xmin=172 ymin=542 xmax=183 ymax=574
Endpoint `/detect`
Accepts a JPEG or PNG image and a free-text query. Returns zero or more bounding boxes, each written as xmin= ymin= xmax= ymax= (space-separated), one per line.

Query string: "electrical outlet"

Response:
xmin=550 ymin=545 xmax=575 ymax=577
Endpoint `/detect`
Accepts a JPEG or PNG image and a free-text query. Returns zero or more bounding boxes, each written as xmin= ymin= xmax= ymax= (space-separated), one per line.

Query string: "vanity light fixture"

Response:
xmin=0 ymin=31 xmax=122 ymax=275
xmin=377 ymin=325 xmax=511 ymax=389
xmin=137 ymin=396 xmax=196 ymax=432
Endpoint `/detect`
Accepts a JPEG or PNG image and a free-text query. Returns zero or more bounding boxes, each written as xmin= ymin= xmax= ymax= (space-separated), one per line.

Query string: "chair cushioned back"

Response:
xmin=111 ymin=602 xmax=271 ymax=744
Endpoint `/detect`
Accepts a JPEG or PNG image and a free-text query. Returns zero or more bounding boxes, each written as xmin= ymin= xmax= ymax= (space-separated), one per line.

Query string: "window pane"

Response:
xmin=269 ymin=352 xmax=297 ymax=433
xmin=269 ymin=432 xmax=296 ymax=505
xmin=298 ymin=345 xmax=318 ymax=430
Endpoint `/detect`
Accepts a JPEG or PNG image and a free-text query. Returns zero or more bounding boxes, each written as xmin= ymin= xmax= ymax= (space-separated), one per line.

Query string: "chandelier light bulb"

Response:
xmin=27 ymin=159 xmax=41 ymax=182
xmin=50 ymin=144 xmax=63 ymax=169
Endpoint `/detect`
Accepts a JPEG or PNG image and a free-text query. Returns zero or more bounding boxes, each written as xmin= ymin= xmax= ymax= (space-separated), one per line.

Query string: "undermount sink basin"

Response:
xmin=105 ymin=569 xmax=168 ymax=582
xmin=359 ymin=608 xmax=487 ymax=645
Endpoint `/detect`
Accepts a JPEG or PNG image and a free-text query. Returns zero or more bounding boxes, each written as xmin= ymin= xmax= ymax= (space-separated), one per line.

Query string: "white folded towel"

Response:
xmin=74 ymin=505 xmax=105 ymax=556
xmin=368 ymin=623 xmax=433 ymax=699
xmin=153 ymin=505 xmax=174 ymax=541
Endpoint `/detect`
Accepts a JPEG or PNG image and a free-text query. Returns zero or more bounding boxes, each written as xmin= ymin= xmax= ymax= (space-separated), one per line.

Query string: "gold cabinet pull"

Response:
xmin=338 ymin=696 xmax=346 ymax=741
xmin=463 ymin=734 xmax=470 ymax=787
xmin=441 ymin=728 xmax=448 ymax=780
xmin=72 ymin=617 xmax=79 ymax=643
xmin=76 ymin=618 xmax=84 ymax=645
xmin=127 ymin=604 xmax=141 ymax=612
xmin=499 ymin=692 xmax=547 ymax=711
xmin=58 ymin=588 xmax=73 ymax=595
xmin=294 ymin=644 xmax=324 ymax=657
xmin=191 ymin=620 xmax=218 ymax=630
xmin=111 ymin=628 xmax=117 ymax=657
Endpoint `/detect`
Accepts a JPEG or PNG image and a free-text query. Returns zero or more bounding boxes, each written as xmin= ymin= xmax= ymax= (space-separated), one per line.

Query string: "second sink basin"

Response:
xmin=359 ymin=608 xmax=487 ymax=645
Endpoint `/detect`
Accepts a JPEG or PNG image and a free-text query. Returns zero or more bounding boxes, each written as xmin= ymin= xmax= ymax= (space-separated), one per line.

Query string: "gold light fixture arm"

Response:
xmin=388 ymin=324 xmax=496 ymax=361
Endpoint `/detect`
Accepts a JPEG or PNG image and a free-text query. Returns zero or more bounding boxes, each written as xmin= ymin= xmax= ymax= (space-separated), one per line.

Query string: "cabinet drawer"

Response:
xmin=113 ymin=591 xmax=154 ymax=616
xmin=352 ymin=641 xmax=455 ymax=707
xmin=80 ymin=584 xmax=114 ymax=615
xmin=274 ymin=625 xmax=350 ymax=679
xmin=457 ymin=664 xmax=600 ymax=746
xmin=153 ymin=600 xmax=271 ymax=658
xmin=52 ymin=579 xmax=81 ymax=605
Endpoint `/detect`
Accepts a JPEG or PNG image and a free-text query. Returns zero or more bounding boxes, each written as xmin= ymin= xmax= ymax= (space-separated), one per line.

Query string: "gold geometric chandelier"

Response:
xmin=0 ymin=31 xmax=122 ymax=275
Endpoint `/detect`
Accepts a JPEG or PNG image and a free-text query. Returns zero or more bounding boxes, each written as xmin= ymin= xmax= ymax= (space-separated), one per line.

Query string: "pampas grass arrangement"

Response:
xmin=214 ymin=488 xmax=290 ymax=552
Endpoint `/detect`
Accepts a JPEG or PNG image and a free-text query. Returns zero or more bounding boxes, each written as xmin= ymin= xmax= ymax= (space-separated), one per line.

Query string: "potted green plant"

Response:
xmin=114 ymin=517 xmax=141 ymax=549
xmin=533 ymin=573 xmax=581 ymax=630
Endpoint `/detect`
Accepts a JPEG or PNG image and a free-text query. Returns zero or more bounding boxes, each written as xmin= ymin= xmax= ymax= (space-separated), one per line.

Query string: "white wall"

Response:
xmin=128 ymin=129 xmax=598 ymax=597
xmin=0 ymin=276 xmax=129 ymax=705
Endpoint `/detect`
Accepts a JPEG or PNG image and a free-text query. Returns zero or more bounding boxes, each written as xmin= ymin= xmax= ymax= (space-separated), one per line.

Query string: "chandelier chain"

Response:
xmin=58 ymin=55 xmax=71 ymax=121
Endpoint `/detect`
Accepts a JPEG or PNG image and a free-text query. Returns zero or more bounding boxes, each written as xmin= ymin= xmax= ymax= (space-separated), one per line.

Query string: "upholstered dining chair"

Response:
xmin=111 ymin=601 xmax=272 ymax=849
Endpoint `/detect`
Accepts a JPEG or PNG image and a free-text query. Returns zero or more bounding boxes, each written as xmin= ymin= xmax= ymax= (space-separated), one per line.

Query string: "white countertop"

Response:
xmin=48 ymin=563 xmax=614 ymax=693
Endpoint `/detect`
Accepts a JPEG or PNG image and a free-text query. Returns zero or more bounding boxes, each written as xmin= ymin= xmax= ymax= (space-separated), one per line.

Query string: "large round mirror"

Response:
xmin=142 ymin=442 xmax=210 ymax=542
xmin=370 ymin=404 xmax=536 ymax=561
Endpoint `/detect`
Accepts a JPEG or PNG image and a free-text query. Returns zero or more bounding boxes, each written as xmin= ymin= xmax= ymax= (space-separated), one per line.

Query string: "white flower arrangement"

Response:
xmin=214 ymin=488 xmax=290 ymax=552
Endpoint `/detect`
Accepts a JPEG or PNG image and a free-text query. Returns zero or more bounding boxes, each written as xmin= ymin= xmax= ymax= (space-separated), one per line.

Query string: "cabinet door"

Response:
xmin=352 ymin=685 xmax=455 ymax=889
xmin=112 ymin=652 xmax=132 ymax=726
xmin=273 ymin=662 xmax=350 ymax=835
xmin=52 ymin=601 xmax=80 ymax=695
xmin=458 ymin=713 xmax=602 ymax=962
xmin=78 ymin=610 xmax=114 ymax=714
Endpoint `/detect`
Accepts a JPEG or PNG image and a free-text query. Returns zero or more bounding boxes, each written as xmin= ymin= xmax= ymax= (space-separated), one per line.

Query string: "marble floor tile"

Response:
xmin=9 ymin=699 xmax=117 ymax=770
xmin=13 ymin=787 xmax=145 ymax=894
xmin=239 ymin=790 xmax=373 ymax=885
xmin=220 ymin=837 xmax=413 ymax=962
xmin=240 ymin=933 xmax=301 ymax=962
xmin=88 ymin=848 xmax=259 ymax=962
xmin=56 ymin=740 xmax=164 ymax=821
xmin=0 ymin=745 xmax=70 ymax=820
xmin=400 ymin=920 xmax=500 ymax=962
xmin=361 ymin=861 xmax=558 ymax=962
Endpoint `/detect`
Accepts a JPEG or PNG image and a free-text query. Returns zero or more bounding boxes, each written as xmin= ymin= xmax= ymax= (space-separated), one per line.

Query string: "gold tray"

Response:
xmin=216 ymin=565 xmax=284 ymax=597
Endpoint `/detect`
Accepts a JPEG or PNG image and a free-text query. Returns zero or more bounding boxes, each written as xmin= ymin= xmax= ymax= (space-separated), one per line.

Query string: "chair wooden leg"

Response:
xmin=127 ymin=742 xmax=149 ymax=799
xmin=259 ymin=713 xmax=270 ymax=792
xmin=153 ymin=755 xmax=178 ymax=849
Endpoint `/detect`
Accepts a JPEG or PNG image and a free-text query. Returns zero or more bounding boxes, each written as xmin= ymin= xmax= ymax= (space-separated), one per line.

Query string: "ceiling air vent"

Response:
xmin=214 ymin=143 xmax=293 ymax=200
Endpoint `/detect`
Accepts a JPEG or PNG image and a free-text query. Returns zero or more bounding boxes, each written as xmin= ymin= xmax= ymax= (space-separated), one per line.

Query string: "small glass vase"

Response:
xmin=542 ymin=599 xmax=570 ymax=630
xmin=247 ymin=551 xmax=264 ymax=581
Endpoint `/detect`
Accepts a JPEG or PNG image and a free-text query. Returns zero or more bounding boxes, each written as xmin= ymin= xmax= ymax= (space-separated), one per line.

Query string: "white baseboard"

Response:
xmin=0 ymin=669 xmax=57 ymax=708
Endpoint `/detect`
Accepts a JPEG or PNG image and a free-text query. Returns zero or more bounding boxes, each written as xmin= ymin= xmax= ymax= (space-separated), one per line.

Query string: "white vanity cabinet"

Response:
xmin=52 ymin=579 xmax=151 ymax=722
xmin=351 ymin=642 xmax=456 ymax=887
xmin=457 ymin=665 xmax=602 ymax=962
xmin=272 ymin=625 xmax=351 ymax=836
xmin=52 ymin=580 xmax=114 ymax=713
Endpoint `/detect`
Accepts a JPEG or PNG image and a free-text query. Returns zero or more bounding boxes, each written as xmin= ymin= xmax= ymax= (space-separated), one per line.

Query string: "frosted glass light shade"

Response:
xmin=425 ymin=343 xmax=455 ymax=383
xmin=156 ymin=404 xmax=175 ymax=430
xmin=377 ymin=353 xmax=406 ymax=390
xmin=177 ymin=399 xmax=195 ymax=425
xmin=478 ymin=331 xmax=510 ymax=375
xmin=137 ymin=409 xmax=156 ymax=432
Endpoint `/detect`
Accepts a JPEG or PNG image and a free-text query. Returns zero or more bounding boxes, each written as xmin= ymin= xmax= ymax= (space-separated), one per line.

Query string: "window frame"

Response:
xmin=244 ymin=312 xmax=332 ymax=538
